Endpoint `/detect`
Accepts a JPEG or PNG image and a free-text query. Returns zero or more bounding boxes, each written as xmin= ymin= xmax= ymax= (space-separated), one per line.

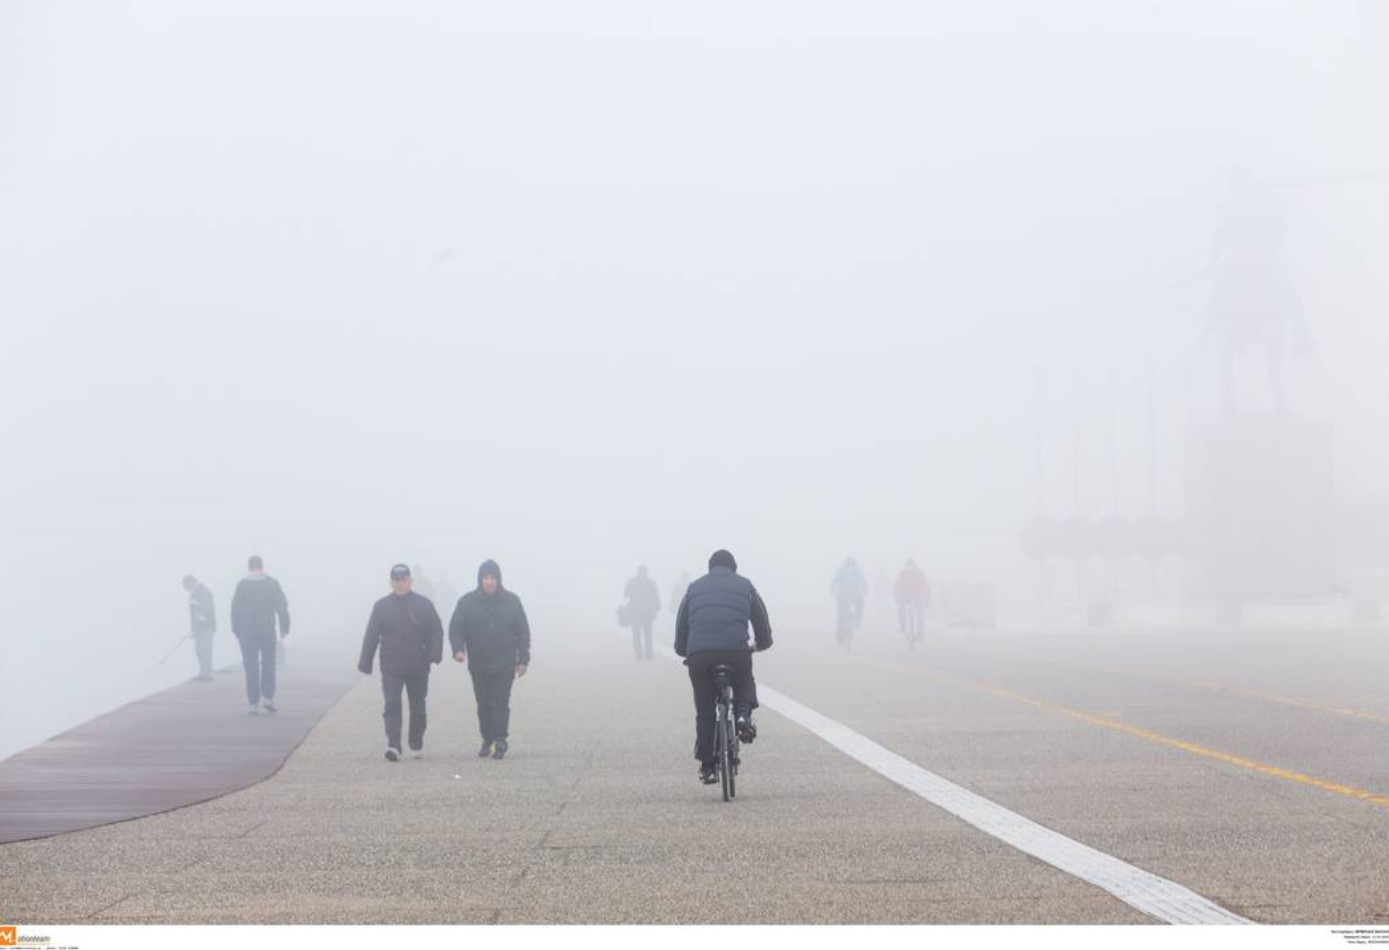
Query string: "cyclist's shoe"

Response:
xmin=698 ymin=765 xmax=718 ymax=785
xmin=736 ymin=716 xmax=757 ymax=744
xmin=491 ymin=738 xmax=508 ymax=760
xmin=477 ymin=740 xmax=494 ymax=758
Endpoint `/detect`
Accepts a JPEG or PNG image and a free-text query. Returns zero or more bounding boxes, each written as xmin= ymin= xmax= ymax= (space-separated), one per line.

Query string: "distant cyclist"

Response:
xmin=893 ymin=557 xmax=930 ymax=644
xmin=674 ymin=549 xmax=773 ymax=785
xmin=830 ymin=557 xmax=867 ymax=645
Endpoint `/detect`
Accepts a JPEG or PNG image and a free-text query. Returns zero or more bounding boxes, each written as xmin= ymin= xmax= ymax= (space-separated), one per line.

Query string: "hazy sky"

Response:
xmin=3 ymin=0 xmax=1385 ymax=756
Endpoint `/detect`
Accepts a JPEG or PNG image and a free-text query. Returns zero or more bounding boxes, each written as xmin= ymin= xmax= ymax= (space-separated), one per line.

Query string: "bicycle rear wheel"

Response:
xmin=722 ymin=714 xmax=737 ymax=800
xmin=716 ymin=708 xmax=732 ymax=801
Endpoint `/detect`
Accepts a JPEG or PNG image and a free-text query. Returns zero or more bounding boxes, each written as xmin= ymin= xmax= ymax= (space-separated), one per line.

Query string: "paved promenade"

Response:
xmin=2 ymin=625 xmax=1385 ymax=925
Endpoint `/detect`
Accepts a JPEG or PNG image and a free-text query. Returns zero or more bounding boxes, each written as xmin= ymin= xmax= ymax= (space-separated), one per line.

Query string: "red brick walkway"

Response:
xmin=0 ymin=667 xmax=355 ymax=843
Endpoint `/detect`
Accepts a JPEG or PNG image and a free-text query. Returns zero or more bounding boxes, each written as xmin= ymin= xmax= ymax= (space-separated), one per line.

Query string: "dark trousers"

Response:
xmin=685 ymin=650 xmax=756 ymax=767
xmin=382 ymin=669 xmax=430 ymax=752
xmin=194 ymin=632 xmax=214 ymax=677
xmin=238 ymin=633 xmax=277 ymax=704
xmin=469 ymin=667 xmax=516 ymax=743
xmin=631 ymin=615 xmax=654 ymax=659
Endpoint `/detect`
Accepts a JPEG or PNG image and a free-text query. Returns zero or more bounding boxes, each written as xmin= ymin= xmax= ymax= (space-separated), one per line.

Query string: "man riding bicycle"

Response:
xmin=893 ymin=557 xmax=930 ymax=638
xmin=674 ymin=549 xmax=773 ymax=785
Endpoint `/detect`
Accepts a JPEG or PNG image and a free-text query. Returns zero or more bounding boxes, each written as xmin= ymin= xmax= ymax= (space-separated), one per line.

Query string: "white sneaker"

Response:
xmin=262 ymin=699 xmax=278 ymax=714
xmin=385 ymin=748 xmax=401 ymax=762
xmin=412 ymin=749 xmax=425 ymax=760
xmin=248 ymin=704 xmax=260 ymax=716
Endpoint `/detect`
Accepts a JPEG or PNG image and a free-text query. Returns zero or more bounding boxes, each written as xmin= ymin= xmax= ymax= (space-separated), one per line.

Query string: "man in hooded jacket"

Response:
xmin=359 ymin=564 xmax=445 ymax=761
xmin=449 ymin=559 xmax=531 ymax=760
xmin=674 ymin=549 xmax=773 ymax=785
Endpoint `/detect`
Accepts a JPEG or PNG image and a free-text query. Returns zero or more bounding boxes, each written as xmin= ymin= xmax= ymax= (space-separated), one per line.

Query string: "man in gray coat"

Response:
xmin=230 ymin=554 xmax=290 ymax=715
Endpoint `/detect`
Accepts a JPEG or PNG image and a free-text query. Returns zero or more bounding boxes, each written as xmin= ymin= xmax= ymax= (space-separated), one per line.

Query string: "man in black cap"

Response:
xmin=674 ymin=549 xmax=773 ymax=785
xmin=182 ymin=574 xmax=217 ymax=681
xmin=359 ymin=564 xmax=445 ymax=761
xmin=449 ymin=559 xmax=531 ymax=760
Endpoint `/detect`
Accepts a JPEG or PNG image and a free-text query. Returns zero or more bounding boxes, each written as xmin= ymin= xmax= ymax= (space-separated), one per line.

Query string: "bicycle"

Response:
xmin=710 ymin=664 xmax=741 ymax=802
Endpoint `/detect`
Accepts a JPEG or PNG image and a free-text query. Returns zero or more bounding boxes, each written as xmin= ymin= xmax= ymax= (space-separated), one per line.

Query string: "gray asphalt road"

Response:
xmin=3 ymin=620 xmax=1385 ymax=924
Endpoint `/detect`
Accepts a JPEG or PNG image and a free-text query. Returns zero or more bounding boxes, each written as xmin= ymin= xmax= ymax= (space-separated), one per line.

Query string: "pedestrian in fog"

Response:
xmin=358 ymin=564 xmax=444 ymax=762
xmin=449 ymin=559 xmax=531 ymax=760
xmin=182 ymin=574 xmax=217 ymax=681
xmin=623 ymin=565 xmax=661 ymax=661
xmin=231 ymin=554 xmax=290 ymax=715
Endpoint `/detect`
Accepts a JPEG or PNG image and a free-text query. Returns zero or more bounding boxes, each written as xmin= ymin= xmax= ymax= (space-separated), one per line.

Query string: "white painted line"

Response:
xmin=756 ymin=682 xmax=1252 ymax=925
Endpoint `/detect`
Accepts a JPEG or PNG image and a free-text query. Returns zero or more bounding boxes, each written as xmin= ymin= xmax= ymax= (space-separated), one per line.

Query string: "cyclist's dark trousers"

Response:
xmin=238 ymin=633 xmax=277 ymax=704
xmin=194 ymin=632 xmax=214 ymax=678
xmin=685 ymin=650 xmax=755 ymax=766
xmin=631 ymin=616 xmax=654 ymax=659
xmin=382 ymin=669 xmax=430 ymax=752
xmin=469 ymin=667 xmax=516 ymax=743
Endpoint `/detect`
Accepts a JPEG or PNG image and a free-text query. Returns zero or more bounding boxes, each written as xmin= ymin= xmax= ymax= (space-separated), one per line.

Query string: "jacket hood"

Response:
xmin=476 ymin=559 xmax=502 ymax=590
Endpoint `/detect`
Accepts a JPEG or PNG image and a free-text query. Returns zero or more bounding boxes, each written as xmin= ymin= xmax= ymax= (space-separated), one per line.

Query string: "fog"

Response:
xmin=3 ymin=0 xmax=1386 ymax=758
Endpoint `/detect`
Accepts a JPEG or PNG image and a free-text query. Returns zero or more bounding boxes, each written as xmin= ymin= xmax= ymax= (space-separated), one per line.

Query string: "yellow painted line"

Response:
xmin=868 ymin=657 xmax=1389 ymax=813
xmin=1092 ymin=667 xmax=1389 ymax=725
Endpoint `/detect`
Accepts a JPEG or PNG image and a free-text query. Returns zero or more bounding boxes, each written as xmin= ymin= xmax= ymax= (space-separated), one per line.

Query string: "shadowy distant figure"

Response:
xmin=182 ymin=574 xmax=216 ymax=681
xmin=831 ymin=557 xmax=867 ymax=640
xmin=449 ymin=560 xmax=531 ymax=761
xmin=358 ymin=564 xmax=444 ymax=762
xmin=623 ymin=565 xmax=661 ymax=661
xmin=231 ymin=555 xmax=290 ymax=715
xmin=668 ymin=571 xmax=691 ymax=615
xmin=1192 ymin=168 xmax=1312 ymax=415
xmin=674 ymin=549 xmax=773 ymax=786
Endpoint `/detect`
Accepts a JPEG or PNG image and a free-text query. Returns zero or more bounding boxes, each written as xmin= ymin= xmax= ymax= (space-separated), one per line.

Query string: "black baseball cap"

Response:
xmin=390 ymin=564 xmax=411 ymax=580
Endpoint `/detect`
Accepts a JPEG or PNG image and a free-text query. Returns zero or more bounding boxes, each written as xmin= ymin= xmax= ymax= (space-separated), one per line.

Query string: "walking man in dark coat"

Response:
xmin=358 ymin=564 xmax=444 ymax=761
xmin=182 ymin=574 xmax=217 ymax=681
xmin=230 ymin=554 xmax=290 ymax=715
xmin=449 ymin=559 xmax=531 ymax=760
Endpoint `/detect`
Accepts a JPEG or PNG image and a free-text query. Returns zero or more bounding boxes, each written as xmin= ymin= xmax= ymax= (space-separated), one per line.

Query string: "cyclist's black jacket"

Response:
xmin=358 ymin=591 xmax=444 ymax=676
xmin=448 ymin=560 xmax=532 ymax=673
xmin=674 ymin=565 xmax=773 ymax=656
